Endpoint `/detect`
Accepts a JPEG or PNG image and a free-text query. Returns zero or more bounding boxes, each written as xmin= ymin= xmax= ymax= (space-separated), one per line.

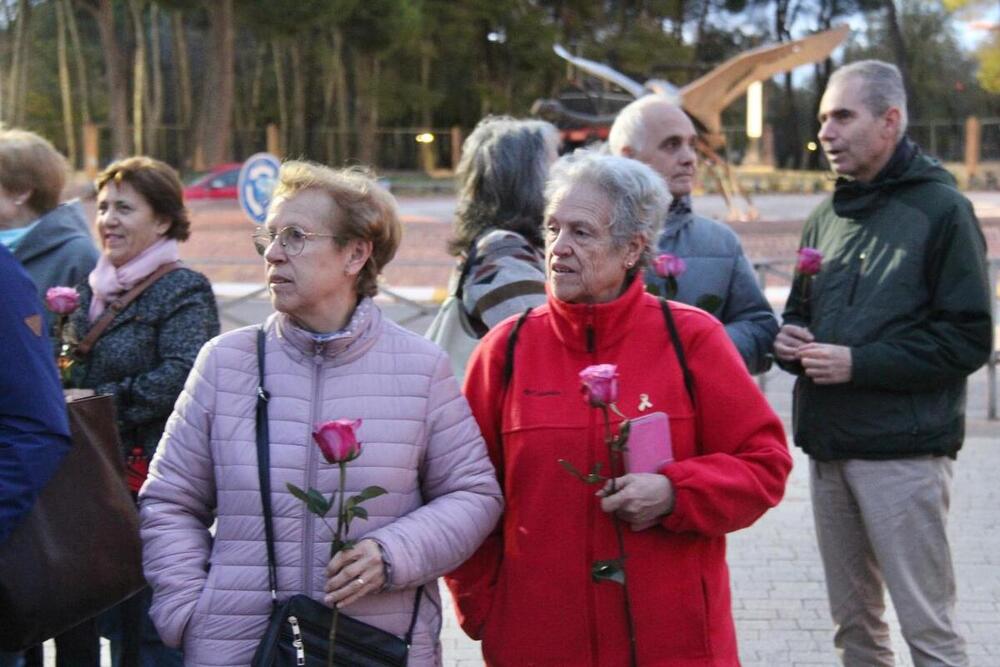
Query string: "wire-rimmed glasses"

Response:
xmin=252 ymin=225 xmax=340 ymax=257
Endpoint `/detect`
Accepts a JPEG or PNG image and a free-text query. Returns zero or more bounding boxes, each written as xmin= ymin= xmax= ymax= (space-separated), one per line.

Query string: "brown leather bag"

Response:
xmin=0 ymin=394 xmax=146 ymax=651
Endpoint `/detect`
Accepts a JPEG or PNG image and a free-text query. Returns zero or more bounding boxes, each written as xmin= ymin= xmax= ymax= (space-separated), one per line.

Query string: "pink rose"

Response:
xmin=579 ymin=364 xmax=619 ymax=407
xmin=313 ymin=419 xmax=362 ymax=464
xmin=796 ymin=247 xmax=823 ymax=276
xmin=653 ymin=253 xmax=686 ymax=279
xmin=45 ymin=286 xmax=80 ymax=315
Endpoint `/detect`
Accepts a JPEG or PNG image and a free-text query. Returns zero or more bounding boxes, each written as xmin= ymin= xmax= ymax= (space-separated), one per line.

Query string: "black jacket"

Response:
xmin=780 ymin=140 xmax=992 ymax=460
xmin=69 ymin=267 xmax=220 ymax=457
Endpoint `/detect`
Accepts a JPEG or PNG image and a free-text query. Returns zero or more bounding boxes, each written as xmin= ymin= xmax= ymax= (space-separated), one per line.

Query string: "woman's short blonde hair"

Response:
xmin=272 ymin=161 xmax=401 ymax=298
xmin=0 ymin=128 xmax=68 ymax=214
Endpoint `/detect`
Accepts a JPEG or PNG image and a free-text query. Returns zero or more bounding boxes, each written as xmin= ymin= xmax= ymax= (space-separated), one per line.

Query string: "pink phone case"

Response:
xmin=624 ymin=411 xmax=673 ymax=474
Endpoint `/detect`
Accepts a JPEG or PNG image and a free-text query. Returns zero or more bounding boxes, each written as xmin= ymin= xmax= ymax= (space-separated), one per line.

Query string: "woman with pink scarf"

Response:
xmin=63 ymin=156 xmax=219 ymax=666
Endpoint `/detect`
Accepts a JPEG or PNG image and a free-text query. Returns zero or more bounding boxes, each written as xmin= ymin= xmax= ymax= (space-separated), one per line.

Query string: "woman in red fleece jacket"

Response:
xmin=446 ymin=152 xmax=792 ymax=667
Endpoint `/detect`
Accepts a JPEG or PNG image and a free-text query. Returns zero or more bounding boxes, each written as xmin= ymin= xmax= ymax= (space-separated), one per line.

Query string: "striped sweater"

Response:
xmin=459 ymin=229 xmax=546 ymax=330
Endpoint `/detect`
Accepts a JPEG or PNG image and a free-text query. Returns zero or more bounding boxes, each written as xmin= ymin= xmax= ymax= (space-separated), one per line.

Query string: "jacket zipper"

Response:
xmin=302 ymin=343 xmax=324 ymax=599
xmin=846 ymin=251 xmax=867 ymax=306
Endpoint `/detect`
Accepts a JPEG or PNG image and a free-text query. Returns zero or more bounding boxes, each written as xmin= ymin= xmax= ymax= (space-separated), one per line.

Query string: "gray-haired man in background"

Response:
xmin=776 ymin=60 xmax=992 ymax=667
xmin=609 ymin=96 xmax=777 ymax=374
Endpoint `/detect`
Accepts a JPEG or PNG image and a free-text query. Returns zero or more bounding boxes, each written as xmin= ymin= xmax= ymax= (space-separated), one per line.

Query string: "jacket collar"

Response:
xmin=832 ymin=138 xmax=917 ymax=218
xmin=272 ymin=296 xmax=381 ymax=365
xmin=547 ymin=275 xmax=646 ymax=353
xmin=660 ymin=195 xmax=695 ymax=240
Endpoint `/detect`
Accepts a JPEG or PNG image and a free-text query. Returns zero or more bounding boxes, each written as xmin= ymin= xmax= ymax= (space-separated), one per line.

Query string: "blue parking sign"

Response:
xmin=238 ymin=153 xmax=281 ymax=224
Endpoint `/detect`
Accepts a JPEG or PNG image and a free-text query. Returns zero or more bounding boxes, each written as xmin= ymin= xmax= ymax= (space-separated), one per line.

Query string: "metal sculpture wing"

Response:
xmin=681 ymin=25 xmax=850 ymax=147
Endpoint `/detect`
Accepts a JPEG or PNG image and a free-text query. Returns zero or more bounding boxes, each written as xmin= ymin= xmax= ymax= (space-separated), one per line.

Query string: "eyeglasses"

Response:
xmin=252 ymin=225 xmax=340 ymax=257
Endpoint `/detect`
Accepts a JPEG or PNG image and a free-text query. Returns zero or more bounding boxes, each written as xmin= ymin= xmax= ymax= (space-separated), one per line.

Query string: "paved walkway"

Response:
xmin=438 ymin=367 xmax=1000 ymax=667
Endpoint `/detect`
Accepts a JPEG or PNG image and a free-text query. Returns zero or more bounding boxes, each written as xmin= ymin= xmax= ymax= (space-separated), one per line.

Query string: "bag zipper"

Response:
xmin=291 ymin=612 xmax=405 ymax=663
xmin=288 ymin=615 xmax=306 ymax=666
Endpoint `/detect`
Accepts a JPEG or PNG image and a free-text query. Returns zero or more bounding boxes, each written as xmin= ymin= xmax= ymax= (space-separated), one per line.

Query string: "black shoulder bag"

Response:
xmin=250 ymin=327 xmax=423 ymax=667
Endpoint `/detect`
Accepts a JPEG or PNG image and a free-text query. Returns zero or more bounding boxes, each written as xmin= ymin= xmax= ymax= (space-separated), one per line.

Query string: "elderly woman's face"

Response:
xmin=544 ymin=183 xmax=641 ymax=304
xmin=96 ymin=181 xmax=170 ymax=267
xmin=260 ymin=189 xmax=370 ymax=331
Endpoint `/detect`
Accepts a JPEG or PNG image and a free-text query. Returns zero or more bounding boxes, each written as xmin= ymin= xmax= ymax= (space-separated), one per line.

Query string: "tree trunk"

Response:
xmin=7 ymin=0 xmax=29 ymax=126
xmin=882 ymin=0 xmax=918 ymax=120
xmin=194 ymin=0 xmax=235 ymax=167
xmin=250 ymin=41 xmax=266 ymax=123
xmin=692 ymin=0 xmax=712 ymax=64
xmin=333 ymin=28 xmax=350 ymax=162
xmin=147 ymin=3 xmax=163 ymax=156
xmin=357 ymin=54 xmax=381 ymax=165
xmin=64 ymin=0 xmax=91 ymax=124
xmin=170 ymin=11 xmax=192 ymax=168
xmin=272 ymin=39 xmax=288 ymax=155
xmin=127 ymin=0 xmax=146 ymax=155
xmin=80 ymin=0 xmax=130 ymax=158
xmin=775 ymin=0 xmax=802 ymax=168
xmin=56 ymin=0 xmax=78 ymax=167
xmin=289 ymin=41 xmax=306 ymax=157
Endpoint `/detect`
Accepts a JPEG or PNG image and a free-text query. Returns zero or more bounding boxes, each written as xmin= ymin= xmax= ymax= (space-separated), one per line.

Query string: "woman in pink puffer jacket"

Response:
xmin=139 ymin=162 xmax=503 ymax=666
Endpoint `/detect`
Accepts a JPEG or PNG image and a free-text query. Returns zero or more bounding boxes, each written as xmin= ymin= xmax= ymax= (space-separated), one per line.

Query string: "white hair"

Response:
xmin=830 ymin=60 xmax=909 ymax=139
xmin=608 ymin=95 xmax=677 ymax=155
xmin=545 ymin=150 xmax=669 ymax=277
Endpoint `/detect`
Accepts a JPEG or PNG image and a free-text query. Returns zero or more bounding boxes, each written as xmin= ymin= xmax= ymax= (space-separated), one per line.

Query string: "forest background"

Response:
xmin=3 ymin=0 xmax=999 ymax=177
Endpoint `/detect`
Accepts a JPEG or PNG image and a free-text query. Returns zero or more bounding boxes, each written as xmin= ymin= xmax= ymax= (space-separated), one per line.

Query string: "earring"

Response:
xmin=625 ymin=260 xmax=635 ymax=269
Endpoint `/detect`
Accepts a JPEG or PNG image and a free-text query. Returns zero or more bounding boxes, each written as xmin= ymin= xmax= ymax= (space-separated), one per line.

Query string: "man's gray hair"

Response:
xmin=450 ymin=116 xmax=558 ymax=256
xmin=545 ymin=151 xmax=669 ymax=277
xmin=607 ymin=95 xmax=670 ymax=155
xmin=830 ymin=60 xmax=909 ymax=138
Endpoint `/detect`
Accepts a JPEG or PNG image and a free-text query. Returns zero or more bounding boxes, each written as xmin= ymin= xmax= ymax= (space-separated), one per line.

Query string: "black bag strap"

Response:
xmin=659 ymin=298 xmax=695 ymax=406
xmin=454 ymin=236 xmax=488 ymax=338
xmin=74 ymin=261 xmax=183 ymax=360
xmin=255 ymin=326 xmax=424 ymax=637
xmin=255 ymin=327 xmax=279 ymax=609
xmin=453 ymin=237 xmax=480 ymax=301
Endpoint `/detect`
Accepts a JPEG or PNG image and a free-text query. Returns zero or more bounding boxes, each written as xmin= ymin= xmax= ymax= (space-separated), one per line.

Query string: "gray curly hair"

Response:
xmin=544 ymin=151 xmax=668 ymax=281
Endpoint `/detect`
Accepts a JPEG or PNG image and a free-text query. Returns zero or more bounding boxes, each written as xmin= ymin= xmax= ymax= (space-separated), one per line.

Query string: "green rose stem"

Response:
xmin=327 ymin=461 xmax=348 ymax=667
xmin=601 ymin=404 xmax=638 ymax=667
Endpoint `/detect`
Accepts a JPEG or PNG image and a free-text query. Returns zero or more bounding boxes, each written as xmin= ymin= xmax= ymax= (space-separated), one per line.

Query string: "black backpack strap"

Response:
xmin=255 ymin=327 xmax=279 ymax=610
xmin=502 ymin=307 xmax=534 ymax=389
xmin=455 ymin=236 xmax=489 ymax=338
xmin=659 ymin=298 xmax=695 ymax=406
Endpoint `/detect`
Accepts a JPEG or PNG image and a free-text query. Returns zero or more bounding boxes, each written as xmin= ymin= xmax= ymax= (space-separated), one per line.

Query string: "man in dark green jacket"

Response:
xmin=776 ymin=60 xmax=991 ymax=667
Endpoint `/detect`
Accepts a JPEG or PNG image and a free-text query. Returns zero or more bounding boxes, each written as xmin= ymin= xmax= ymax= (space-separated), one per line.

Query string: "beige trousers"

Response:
xmin=810 ymin=456 xmax=968 ymax=667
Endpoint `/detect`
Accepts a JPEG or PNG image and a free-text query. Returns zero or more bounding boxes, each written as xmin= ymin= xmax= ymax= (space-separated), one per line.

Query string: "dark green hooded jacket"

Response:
xmin=780 ymin=140 xmax=992 ymax=461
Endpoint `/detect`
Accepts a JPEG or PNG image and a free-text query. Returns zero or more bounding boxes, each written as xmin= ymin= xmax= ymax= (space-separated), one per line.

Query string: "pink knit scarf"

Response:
xmin=88 ymin=238 xmax=181 ymax=322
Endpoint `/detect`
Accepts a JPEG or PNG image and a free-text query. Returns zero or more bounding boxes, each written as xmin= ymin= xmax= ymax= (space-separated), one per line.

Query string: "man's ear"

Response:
xmin=620 ymin=145 xmax=635 ymax=159
xmin=883 ymin=107 xmax=902 ymax=139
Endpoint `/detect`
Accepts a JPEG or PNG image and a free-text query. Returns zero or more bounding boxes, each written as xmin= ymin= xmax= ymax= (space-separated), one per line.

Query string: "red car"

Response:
xmin=183 ymin=162 xmax=242 ymax=200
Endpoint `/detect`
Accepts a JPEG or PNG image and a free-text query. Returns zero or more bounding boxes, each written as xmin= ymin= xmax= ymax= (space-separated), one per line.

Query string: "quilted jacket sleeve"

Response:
xmin=96 ymin=273 xmax=220 ymax=432
xmin=721 ymin=251 xmax=778 ymax=375
xmin=139 ymin=338 xmax=220 ymax=648
xmin=661 ymin=313 xmax=792 ymax=538
xmin=366 ymin=350 xmax=502 ymax=590
xmin=443 ymin=324 xmax=509 ymax=640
